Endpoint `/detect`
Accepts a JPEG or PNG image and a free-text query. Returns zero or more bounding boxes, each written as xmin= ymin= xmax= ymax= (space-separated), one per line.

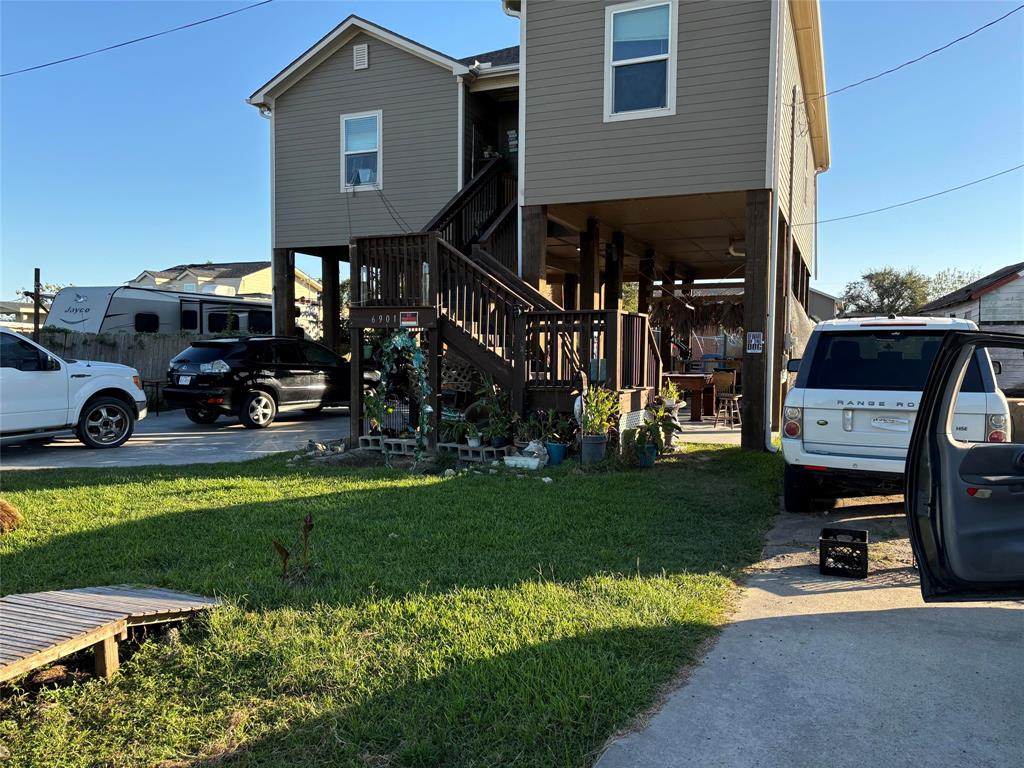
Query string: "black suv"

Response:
xmin=164 ymin=337 xmax=351 ymax=428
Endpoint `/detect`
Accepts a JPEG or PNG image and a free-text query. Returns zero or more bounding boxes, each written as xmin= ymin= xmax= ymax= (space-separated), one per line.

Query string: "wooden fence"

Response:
xmin=39 ymin=330 xmax=211 ymax=381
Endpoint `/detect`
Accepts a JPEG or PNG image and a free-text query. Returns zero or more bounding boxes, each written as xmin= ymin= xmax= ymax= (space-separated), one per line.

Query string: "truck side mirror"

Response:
xmin=786 ymin=359 xmax=802 ymax=373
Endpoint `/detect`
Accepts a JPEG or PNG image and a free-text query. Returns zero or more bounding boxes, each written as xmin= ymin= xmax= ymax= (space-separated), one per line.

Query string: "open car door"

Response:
xmin=906 ymin=330 xmax=1024 ymax=602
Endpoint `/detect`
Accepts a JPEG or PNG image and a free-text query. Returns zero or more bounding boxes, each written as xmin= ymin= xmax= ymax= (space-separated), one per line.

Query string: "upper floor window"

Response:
xmin=182 ymin=283 xmax=197 ymax=293
xmin=604 ymin=0 xmax=677 ymax=122
xmin=341 ymin=110 xmax=382 ymax=191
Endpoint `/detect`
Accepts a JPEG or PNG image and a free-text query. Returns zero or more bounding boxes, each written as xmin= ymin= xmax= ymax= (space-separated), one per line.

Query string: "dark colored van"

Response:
xmin=164 ymin=337 xmax=351 ymax=428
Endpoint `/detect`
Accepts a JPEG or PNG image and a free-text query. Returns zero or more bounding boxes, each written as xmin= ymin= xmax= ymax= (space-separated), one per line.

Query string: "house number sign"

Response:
xmin=350 ymin=307 xmax=435 ymax=329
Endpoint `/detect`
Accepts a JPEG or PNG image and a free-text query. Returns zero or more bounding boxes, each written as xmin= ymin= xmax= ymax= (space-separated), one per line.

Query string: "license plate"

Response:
xmin=177 ymin=375 xmax=192 ymax=385
xmin=871 ymin=416 xmax=909 ymax=431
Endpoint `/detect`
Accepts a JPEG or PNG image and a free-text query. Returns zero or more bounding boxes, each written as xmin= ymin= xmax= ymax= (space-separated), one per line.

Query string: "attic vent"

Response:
xmin=353 ymin=44 xmax=368 ymax=70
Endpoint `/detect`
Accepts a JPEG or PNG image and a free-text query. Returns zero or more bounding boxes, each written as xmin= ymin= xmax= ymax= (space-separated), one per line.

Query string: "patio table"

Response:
xmin=664 ymin=373 xmax=714 ymax=422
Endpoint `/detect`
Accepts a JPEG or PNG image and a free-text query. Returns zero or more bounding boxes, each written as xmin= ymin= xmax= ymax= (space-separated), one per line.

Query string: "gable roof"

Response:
xmin=151 ymin=262 xmax=272 ymax=280
xmin=459 ymin=45 xmax=520 ymax=68
xmin=248 ymin=15 xmax=468 ymax=108
xmin=917 ymin=262 xmax=1024 ymax=313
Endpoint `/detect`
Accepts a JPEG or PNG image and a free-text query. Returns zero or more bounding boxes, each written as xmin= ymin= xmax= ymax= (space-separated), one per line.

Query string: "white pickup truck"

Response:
xmin=0 ymin=329 xmax=148 ymax=448
xmin=781 ymin=317 xmax=1011 ymax=511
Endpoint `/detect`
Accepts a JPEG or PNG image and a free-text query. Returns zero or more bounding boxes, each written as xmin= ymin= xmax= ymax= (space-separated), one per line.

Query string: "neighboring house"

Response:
xmin=0 ymin=300 xmax=47 ymax=332
xmin=129 ymin=261 xmax=321 ymax=300
xmin=917 ymin=262 xmax=1024 ymax=392
xmin=247 ymin=0 xmax=831 ymax=449
xmin=808 ymin=287 xmax=839 ymax=321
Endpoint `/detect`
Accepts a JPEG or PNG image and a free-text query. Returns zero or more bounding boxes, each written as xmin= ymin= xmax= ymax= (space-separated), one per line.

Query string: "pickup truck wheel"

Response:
xmin=239 ymin=391 xmax=276 ymax=429
xmin=185 ymin=408 xmax=219 ymax=425
xmin=783 ymin=464 xmax=814 ymax=513
xmin=77 ymin=397 xmax=135 ymax=449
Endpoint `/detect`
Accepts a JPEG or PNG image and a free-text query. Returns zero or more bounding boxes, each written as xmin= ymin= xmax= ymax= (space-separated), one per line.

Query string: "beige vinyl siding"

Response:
xmin=273 ymin=33 xmax=457 ymax=249
xmin=777 ymin=1 xmax=815 ymax=267
xmin=523 ymin=0 xmax=771 ymax=205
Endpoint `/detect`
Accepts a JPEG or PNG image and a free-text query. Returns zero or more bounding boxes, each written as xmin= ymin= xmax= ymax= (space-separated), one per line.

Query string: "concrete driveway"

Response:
xmin=597 ymin=498 xmax=1024 ymax=768
xmin=1 ymin=409 xmax=350 ymax=470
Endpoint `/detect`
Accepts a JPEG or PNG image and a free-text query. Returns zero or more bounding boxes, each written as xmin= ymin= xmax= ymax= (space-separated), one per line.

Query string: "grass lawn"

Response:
xmin=0 ymin=446 xmax=780 ymax=768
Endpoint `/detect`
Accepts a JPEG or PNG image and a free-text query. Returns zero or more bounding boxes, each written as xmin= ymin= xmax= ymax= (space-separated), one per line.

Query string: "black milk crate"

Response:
xmin=819 ymin=527 xmax=869 ymax=579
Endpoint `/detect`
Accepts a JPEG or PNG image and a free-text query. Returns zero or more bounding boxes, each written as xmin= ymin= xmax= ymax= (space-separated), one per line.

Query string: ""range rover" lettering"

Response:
xmin=836 ymin=400 xmax=915 ymax=408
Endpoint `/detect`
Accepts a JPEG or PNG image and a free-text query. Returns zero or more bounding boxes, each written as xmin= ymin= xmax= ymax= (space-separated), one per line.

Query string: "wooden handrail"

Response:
xmin=424 ymin=158 xmax=509 ymax=253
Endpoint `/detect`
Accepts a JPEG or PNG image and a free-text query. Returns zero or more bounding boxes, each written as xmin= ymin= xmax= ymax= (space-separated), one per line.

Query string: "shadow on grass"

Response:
xmin=0 ymin=449 xmax=780 ymax=609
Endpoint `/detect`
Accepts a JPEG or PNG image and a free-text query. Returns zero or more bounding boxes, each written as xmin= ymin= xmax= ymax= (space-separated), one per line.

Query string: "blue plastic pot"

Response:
xmin=581 ymin=435 xmax=607 ymax=465
xmin=546 ymin=441 xmax=568 ymax=465
xmin=490 ymin=435 xmax=509 ymax=448
xmin=637 ymin=443 xmax=657 ymax=468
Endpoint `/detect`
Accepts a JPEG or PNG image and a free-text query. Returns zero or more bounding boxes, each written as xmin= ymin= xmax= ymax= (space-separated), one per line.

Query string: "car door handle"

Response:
xmin=71 ymin=373 xmax=91 ymax=378
xmin=960 ymin=474 xmax=1024 ymax=487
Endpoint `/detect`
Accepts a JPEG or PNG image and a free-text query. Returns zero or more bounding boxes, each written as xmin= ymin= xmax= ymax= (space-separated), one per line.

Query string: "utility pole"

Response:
xmin=32 ymin=268 xmax=41 ymax=342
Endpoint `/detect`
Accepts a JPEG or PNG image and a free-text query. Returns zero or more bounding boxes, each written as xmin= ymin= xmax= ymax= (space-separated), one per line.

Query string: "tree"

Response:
xmin=841 ymin=268 xmax=930 ymax=315
xmin=926 ymin=268 xmax=981 ymax=302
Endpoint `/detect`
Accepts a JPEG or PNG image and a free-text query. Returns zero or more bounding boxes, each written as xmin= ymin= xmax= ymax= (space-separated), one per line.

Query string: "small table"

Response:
xmin=665 ymin=373 xmax=714 ymax=422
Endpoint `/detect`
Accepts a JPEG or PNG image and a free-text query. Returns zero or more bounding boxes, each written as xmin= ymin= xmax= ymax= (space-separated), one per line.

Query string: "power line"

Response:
xmin=797 ymin=3 xmax=1024 ymax=105
xmin=794 ymin=163 xmax=1024 ymax=226
xmin=1 ymin=0 xmax=275 ymax=78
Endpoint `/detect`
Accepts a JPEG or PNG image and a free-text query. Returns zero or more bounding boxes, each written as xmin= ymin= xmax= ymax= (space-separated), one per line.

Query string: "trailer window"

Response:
xmin=207 ymin=312 xmax=239 ymax=333
xmin=134 ymin=313 xmax=159 ymax=333
xmin=181 ymin=310 xmax=198 ymax=331
xmin=249 ymin=310 xmax=272 ymax=334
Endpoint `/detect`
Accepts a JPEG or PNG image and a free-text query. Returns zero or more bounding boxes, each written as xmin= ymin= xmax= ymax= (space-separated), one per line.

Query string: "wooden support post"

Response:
xmin=93 ymin=635 xmax=119 ymax=678
xmin=606 ymin=309 xmax=622 ymax=391
xmin=604 ymin=233 xmax=624 ymax=312
xmin=741 ymin=189 xmax=772 ymax=451
xmin=563 ymin=273 xmax=578 ymax=310
xmin=512 ymin=314 xmax=526 ymax=414
xmin=426 ymin=329 xmax=441 ymax=452
xmin=659 ymin=263 xmax=676 ymax=371
xmin=321 ymin=254 xmax=341 ymax=352
xmin=579 ymin=217 xmax=600 ymax=310
xmin=638 ymin=249 xmax=654 ymax=315
xmin=350 ymin=328 xmax=364 ymax=442
xmin=272 ymin=248 xmax=296 ymax=337
xmin=521 ymin=204 xmax=547 ymax=293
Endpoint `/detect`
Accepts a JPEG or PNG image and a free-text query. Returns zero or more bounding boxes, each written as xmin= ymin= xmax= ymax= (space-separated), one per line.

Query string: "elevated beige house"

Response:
xmin=129 ymin=261 xmax=321 ymax=301
xmin=248 ymin=0 xmax=831 ymax=449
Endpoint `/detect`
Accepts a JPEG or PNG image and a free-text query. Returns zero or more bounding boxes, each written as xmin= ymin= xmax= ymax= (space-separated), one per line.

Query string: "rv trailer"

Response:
xmin=46 ymin=287 xmax=274 ymax=335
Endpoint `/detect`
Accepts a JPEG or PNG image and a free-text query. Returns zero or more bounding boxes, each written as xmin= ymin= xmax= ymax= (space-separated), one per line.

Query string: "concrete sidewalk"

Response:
xmin=597 ymin=499 xmax=1024 ymax=768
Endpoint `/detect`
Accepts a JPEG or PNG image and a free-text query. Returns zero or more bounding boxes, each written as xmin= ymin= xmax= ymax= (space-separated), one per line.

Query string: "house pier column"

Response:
xmin=638 ymin=249 xmax=655 ymax=315
xmin=579 ymin=217 xmax=601 ymax=310
xmin=604 ymin=232 xmax=624 ymax=311
xmin=741 ymin=189 xmax=772 ymax=451
xmin=321 ymin=254 xmax=341 ymax=352
xmin=521 ymin=204 xmax=547 ymax=294
xmin=272 ymin=248 xmax=296 ymax=337
xmin=563 ymin=274 xmax=578 ymax=310
xmin=659 ymin=263 xmax=676 ymax=371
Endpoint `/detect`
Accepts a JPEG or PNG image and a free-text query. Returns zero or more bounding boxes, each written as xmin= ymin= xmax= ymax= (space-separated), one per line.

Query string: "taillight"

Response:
xmin=987 ymin=414 xmax=1008 ymax=443
xmin=783 ymin=406 xmax=802 ymax=439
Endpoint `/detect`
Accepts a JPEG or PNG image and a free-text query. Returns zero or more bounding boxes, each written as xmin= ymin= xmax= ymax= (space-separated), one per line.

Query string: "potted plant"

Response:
xmin=475 ymin=377 xmax=513 ymax=448
xmin=543 ymin=409 xmax=574 ymax=466
xmin=633 ymin=420 xmax=664 ymax=468
xmin=466 ymin=422 xmax=482 ymax=448
xmin=580 ymin=386 xmax=619 ymax=465
xmin=483 ymin=413 xmax=511 ymax=447
xmin=439 ymin=418 xmax=469 ymax=444
xmin=660 ymin=379 xmax=680 ymax=409
xmin=647 ymin=404 xmax=677 ymax=452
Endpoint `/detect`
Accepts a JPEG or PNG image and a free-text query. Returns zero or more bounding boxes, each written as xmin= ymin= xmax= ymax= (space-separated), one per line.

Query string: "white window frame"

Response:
xmin=340 ymin=109 xmax=383 ymax=192
xmin=603 ymin=0 xmax=678 ymax=123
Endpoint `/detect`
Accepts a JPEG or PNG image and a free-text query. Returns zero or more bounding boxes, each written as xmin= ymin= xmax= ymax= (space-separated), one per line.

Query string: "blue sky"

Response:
xmin=2 ymin=0 xmax=1022 ymax=298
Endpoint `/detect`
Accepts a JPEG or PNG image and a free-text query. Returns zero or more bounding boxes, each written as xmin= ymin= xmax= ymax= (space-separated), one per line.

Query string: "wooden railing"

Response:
xmin=424 ymin=158 xmax=514 ymax=254
xmin=436 ymin=239 xmax=530 ymax=366
xmin=476 ymin=200 xmax=518 ymax=273
xmin=521 ymin=310 xmax=658 ymax=392
xmin=352 ymin=232 xmax=436 ymax=307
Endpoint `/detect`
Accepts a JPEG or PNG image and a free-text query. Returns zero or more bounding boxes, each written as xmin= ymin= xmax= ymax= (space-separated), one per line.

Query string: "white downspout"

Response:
xmin=763 ymin=0 xmax=785 ymax=452
xmin=515 ymin=0 xmax=527 ymax=278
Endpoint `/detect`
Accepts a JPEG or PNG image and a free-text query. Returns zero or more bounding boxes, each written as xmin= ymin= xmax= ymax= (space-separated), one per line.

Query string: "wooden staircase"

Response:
xmin=351 ymin=160 xmax=662 ymax=423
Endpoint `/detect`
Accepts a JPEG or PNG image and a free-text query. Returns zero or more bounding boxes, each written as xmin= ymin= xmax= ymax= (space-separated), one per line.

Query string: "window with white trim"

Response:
xmin=341 ymin=110 xmax=382 ymax=191
xmin=604 ymin=0 xmax=677 ymax=122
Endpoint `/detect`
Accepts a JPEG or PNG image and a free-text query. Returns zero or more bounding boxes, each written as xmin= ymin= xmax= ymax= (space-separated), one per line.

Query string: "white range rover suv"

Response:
xmin=782 ymin=317 xmax=1011 ymax=512
xmin=0 ymin=328 xmax=148 ymax=448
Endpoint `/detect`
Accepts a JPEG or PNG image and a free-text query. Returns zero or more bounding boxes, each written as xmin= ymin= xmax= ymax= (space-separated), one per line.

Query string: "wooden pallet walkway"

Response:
xmin=0 ymin=585 xmax=220 ymax=683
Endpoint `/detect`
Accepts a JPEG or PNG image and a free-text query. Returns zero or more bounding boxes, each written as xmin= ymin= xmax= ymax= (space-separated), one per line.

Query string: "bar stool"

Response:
xmin=712 ymin=370 xmax=742 ymax=428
